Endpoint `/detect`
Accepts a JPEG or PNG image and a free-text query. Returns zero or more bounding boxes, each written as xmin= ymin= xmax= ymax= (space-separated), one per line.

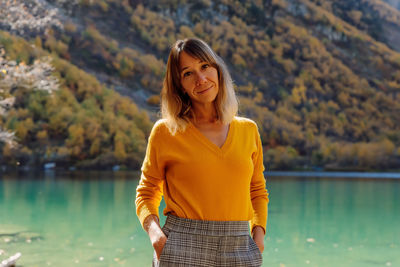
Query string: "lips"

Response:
xmin=197 ymin=85 xmax=213 ymax=94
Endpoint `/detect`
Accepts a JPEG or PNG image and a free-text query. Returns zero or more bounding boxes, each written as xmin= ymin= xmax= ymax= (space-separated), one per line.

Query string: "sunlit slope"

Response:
xmin=0 ymin=31 xmax=152 ymax=169
xmin=1 ymin=0 xmax=399 ymax=170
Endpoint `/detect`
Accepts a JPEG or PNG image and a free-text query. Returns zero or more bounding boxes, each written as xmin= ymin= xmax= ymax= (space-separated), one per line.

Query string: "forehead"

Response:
xmin=179 ymin=51 xmax=204 ymax=71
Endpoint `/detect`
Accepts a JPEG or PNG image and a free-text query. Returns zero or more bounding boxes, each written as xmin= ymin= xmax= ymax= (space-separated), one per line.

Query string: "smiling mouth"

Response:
xmin=197 ymin=85 xmax=213 ymax=94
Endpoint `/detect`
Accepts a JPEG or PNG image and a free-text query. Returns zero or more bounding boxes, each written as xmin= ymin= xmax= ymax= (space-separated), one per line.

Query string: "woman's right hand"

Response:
xmin=143 ymin=214 xmax=167 ymax=260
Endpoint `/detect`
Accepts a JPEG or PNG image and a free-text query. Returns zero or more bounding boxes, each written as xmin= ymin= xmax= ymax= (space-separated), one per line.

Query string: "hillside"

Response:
xmin=384 ymin=0 xmax=400 ymax=10
xmin=0 ymin=31 xmax=152 ymax=169
xmin=1 ymin=0 xmax=400 ymax=170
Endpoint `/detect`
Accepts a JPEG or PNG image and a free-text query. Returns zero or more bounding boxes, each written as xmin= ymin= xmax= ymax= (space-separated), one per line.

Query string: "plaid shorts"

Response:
xmin=152 ymin=214 xmax=263 ymax=267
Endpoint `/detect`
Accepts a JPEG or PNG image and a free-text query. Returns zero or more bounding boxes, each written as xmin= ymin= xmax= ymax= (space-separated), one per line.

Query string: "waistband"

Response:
xmin=163 ymin=214 xmax=250 ymax=236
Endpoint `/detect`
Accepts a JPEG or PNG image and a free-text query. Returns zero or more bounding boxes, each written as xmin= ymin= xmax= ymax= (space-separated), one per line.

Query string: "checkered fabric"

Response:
xmin=152 ymin=214 xmax=262 ymax=267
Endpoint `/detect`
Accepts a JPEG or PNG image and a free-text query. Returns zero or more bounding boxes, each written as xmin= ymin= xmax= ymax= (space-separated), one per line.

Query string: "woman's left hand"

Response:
xmin=252 ymin=226 xmax=265 ymax=253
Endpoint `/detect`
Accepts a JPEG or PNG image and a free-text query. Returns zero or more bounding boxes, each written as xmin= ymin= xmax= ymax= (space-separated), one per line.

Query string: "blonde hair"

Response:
xmin=161 ymin=38 xmax=238 ymax=135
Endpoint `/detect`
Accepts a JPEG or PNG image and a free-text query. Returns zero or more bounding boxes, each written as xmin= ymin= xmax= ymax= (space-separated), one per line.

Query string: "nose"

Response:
xmin=195 ymin=72 xmax=207 ymax=86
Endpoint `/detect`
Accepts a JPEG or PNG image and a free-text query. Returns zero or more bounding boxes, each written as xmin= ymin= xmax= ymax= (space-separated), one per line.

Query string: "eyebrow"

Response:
xmin=180 ymin=66 xmax=190 ymax=72
xmin=180 ymin=59 xmax=205 ymax=73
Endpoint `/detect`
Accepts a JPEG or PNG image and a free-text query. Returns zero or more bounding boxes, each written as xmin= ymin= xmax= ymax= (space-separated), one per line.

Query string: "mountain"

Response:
xmin=1 ymin=0 xmax=399 ymax=170
xmin=384 ymin=0 xmax=400 ymax=10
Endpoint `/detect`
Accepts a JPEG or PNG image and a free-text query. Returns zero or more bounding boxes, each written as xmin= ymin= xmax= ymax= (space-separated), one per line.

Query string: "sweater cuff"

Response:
xmin=251 ymin=224 xmax=266 ymax=235
xmin=137 ymin=205 xmax=159 ymax=228
xmin=250 ymin=203 xmax=268 ymax=235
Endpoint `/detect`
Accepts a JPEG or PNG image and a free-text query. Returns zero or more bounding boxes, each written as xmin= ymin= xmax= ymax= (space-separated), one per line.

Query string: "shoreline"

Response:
xmin=268 ymin=171 xmax=400 ymax=179
xmin=1 ymin=166 xmax=400 ymax=179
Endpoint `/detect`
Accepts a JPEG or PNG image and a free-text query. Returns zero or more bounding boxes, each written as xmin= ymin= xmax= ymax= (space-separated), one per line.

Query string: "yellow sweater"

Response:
xmin=135 ymin=116 xmax=269 ymax=233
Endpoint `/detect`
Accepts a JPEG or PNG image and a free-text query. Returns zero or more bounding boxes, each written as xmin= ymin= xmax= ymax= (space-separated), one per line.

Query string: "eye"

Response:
xmin=183 ymin=71 xmax=192 ymax=78
xmin=202 ymin=63 xmax=210 ymax=69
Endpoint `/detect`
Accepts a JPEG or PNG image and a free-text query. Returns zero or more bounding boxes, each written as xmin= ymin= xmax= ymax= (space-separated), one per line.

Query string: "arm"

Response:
xmin=135 ymin=122 xmax=167 ymax=259
xmin=136 ymin=122 xmax=165 ymax=225
xmin=136 ymin=171 xmax=167 ymax=260
xmin=250 ymin=123 xmax=269 ymax=252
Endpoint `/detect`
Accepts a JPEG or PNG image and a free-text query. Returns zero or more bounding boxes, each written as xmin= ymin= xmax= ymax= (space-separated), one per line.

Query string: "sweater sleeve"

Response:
xmin=135 ymin=122 xmax=165 ymax=228
xmin=250 ymin=123 xmax=269 ymax=234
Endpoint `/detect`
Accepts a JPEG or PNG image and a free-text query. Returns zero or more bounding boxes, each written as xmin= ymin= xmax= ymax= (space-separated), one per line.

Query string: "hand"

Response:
xmin=252 ymin=226 xmax=265 ymax=253
xmin=143 ymin=215 xmax=168 ymax=260
xmin=151 ymin=230 xmax=167 ymax=260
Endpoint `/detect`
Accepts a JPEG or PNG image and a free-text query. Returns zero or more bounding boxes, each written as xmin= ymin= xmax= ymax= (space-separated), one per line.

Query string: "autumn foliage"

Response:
xmin=1 ymin=0 xmax=400 ymax=170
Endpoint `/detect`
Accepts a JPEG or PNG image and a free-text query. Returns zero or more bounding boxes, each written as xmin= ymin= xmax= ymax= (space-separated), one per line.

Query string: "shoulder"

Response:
xmin=152 ymin=119 xmax=168 ymax=131
xmin=149 ymin=119 xmax=170 ymax=140
xmin=233 ymin=116 xmax=259 ymax=131
xmin=232 ymin=116 xmax=261 ymax=140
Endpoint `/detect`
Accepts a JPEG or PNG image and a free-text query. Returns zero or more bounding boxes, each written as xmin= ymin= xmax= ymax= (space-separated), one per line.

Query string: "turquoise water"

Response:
xmin=0 ymin=171 xmax=399 ymax=267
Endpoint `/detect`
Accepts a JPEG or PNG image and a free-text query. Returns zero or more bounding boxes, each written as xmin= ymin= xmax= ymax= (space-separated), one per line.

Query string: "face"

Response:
xmin=179 ymin=51 xmax=219 ymax=106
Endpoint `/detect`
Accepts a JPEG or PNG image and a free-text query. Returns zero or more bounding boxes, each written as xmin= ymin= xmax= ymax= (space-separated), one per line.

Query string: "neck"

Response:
xmin=191 ymin=102 xmax=218 ymax=124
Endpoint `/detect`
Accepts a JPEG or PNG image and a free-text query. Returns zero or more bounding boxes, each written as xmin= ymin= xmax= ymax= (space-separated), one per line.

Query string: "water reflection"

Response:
xmin=0 ymin=172 xmax=399 ymax=266
xmin=0 ymin=171 xmax=147 ymax=266
xmin=266 ymin=177 xmax=400 ymax=266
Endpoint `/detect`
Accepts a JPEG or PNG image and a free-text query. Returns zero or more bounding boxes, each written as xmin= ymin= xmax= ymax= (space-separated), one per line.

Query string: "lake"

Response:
xmin=0 ymin=171 xmax=399 ymax=267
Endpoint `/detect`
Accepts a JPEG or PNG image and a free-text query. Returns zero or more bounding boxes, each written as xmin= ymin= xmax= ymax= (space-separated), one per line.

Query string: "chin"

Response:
xmin=204 ymin=93 xmax=218 ymax=103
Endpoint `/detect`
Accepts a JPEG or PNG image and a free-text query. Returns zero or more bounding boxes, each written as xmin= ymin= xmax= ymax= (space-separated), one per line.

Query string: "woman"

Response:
xmin=136 ymin=38 xmax=269 ymax=267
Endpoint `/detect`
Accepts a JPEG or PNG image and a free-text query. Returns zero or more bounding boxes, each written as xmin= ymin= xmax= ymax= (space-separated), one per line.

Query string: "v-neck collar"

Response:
xmin=188 ymin=118 xmax=235 ymax=156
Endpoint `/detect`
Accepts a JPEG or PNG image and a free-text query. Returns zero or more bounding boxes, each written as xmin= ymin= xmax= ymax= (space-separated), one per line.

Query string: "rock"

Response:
xmin=44 ymin=162 xmax=56 ymax=169
xmin=0 ymin=252 xmax=22 ymax=267
xmin=0 ymin=128 xmax=16 ymax=147
xmin=0 ymin=226 xmax=43 ymax=244
xmin=0 ymin=0 xmax=64 ymax=37
xmin=112 ymin=165 xmax=120 ymax=171
xmin=0 ymin=225 xmax=26 ymax=236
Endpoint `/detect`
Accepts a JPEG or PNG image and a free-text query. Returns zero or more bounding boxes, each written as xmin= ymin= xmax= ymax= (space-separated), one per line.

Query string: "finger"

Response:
xmin=156 ymin=244 xmax=165 ymax=260
xmin=156 ymin=249 xmax=162 ymax=260
xmin=256 ymin=242 xmax=264 ymax=252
